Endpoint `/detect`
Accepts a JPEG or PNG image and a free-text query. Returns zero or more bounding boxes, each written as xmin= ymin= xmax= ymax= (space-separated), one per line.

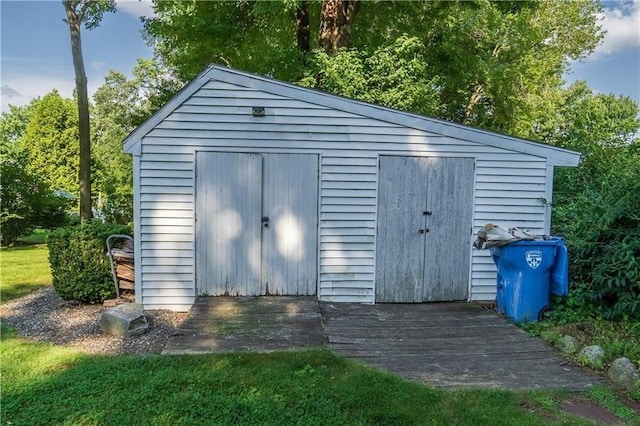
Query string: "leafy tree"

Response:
xmin=542 ymin=81 xmax=639 ymax=167
xmin=143 ymin=1 xmax=308 ymax=82
xmin=320 ymin=0 xmax=602 ymax=136
xmin=415 ymin=0 xmax=602 ymax=136
xmin=143 ymin=0 xmax=602 ymax=137
xmin=92 ymin=71 xmax=134 ymax=223
xmin=0 ymin=96 xmax=73 ymax=245
xmin=299 ymin=36 xmax=441 ymax=116
xmin=20 ymin=90 xmax=80 ymax=195
xmin=125 ymin=58 xmax=185 ymax=126
xmin=62 ymin=0 xmax=116 ymax=222
xmin=91 ymin=59 xmax=182 ymax=223
xmin=0 ymin=142 xmax=69 ymax=246
xmin=0 ymin=102 xmax=36 ymax=145
xmin=550 ymin=84 xmax=640 ymax=320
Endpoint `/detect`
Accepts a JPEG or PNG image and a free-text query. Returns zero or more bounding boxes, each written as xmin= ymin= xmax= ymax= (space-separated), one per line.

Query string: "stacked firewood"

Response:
xmin=106 ymin=237 xmax=135 ymax=306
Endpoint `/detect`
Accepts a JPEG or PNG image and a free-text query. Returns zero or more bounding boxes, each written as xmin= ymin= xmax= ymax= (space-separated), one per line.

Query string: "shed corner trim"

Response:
xmin=545 ymin=149 xmax=581 ymax=167
xmin=123 ymin=137 xmax=141 ymax=155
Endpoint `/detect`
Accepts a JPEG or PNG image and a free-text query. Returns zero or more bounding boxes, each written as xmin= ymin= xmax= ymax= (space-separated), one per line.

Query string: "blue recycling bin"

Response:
xmin=490 ymin=237 xmax=568 ymax=323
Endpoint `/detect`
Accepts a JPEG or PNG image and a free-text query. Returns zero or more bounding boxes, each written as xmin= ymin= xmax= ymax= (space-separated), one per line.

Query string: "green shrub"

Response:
xmin=553 ymin=144 xmax=640 ymax=320
xmin=97 ymin=192 xmax=133 ymax=225
xmin=48 ymin=221 xmax=132 ymax=303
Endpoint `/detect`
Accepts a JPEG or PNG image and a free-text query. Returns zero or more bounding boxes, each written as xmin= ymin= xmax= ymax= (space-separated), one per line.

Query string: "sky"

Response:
xmin=1 ymin=0 xmax=639 ymax=114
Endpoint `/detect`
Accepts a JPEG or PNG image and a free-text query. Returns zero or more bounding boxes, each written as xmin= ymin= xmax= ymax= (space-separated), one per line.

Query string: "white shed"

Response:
xmin=123 ymin=65 xmax=580 ymax=311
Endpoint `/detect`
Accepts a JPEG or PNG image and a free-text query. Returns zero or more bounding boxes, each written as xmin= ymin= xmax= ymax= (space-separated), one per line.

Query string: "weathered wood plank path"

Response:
xmin=321 ymin=302 xmax=602 ymax=390
xmin=163 ymin=296 xmax=327 ymax=354
xmin=163 ymin=297 xmax=603 ymax=390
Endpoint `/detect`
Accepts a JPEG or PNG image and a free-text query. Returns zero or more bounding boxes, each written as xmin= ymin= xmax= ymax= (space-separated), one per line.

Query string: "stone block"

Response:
xmin=99 ymin=303 xmax=148 ymax=337
xmin=578 ymin=345 xmax=605 ymax=369
xmin=607 ymin=357 xmax=640 ymax=393
xmin=556 ymin=335 xmax=580 ymax=354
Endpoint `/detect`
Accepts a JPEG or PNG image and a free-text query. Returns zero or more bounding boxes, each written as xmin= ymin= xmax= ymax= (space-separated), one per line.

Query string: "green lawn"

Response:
xmin=1 ymin=327 xmax=598 ymax=426
xmin=0 ymin=235 xmax=634 ymax=424
xmin=0 ymin=243 xmax=52 ymax=302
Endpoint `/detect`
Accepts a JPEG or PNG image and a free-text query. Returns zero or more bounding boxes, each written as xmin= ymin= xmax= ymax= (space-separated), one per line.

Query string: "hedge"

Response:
xmin=48 ymin=221 xmax=132 ymax=304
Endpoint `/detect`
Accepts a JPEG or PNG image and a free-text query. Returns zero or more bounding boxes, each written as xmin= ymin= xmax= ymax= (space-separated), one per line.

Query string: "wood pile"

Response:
xmin=105 ymin=236 xmax=135 ymax=306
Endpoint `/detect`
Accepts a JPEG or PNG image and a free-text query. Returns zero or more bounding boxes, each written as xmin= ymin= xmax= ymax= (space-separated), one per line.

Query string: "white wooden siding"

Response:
xmin=137 ymin=150 xmax=195 ymax=310
xmin=135 ymin=78 xmax=554 ymax=309
xmin=470 ymin=158 xmax=549 ymax=301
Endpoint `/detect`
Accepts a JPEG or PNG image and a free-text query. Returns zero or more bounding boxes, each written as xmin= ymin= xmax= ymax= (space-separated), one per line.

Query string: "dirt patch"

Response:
xmin=562 ymin=397 xmax=623 ymax=425
xmin=624 ymin=398 xmax=640 ymax=413
xmin=559 ymin=393 xmax=640 ymax=425
xmin=0 ymin=286 xmax=187 ymax=355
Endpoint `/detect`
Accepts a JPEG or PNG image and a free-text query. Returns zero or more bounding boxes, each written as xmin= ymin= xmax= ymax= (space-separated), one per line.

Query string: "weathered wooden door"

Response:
xmin=375 ymin=156 xmax=474 ymax=302
xmin=195 ymin=152 xmax=262 ymax=296
xmin=376 ymin=156 xmax=430 ymax=302
xmin=195 ymin=152 xmax=318 ymax=296
xmin=261 ymin=154 xmax=319 ymax=295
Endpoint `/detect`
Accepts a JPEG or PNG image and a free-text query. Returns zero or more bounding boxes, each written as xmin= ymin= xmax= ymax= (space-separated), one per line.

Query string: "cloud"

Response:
xmin=1 ymin=75 xmax=72 ymax=113
xmin=116 ymin=0 xmax=155 ymax=18
xmin=90 ymin=60 xmax=107 ymax=71
xmin=593 ymin=1 xmax=640 ymax=57
xmin=0 ymin=74 xmax=101 ymax=113
xmin=1 ymin=85 xmax=22 ymax=99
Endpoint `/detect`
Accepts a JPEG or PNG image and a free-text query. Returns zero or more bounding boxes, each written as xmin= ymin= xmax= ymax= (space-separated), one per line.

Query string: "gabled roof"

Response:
xmin=123 ymin=65 xmax=580 ymax=166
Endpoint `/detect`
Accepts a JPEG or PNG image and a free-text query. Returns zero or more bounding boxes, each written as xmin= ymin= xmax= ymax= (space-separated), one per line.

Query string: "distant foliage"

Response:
xmin=20 ymin=90 xmax=80 ymax=195
xmin=48 ymin=221 xmax=132 ymax=303
xmin=91 ymin=59 xmax=181 ymax=224
xmin=551 ymin=85 xmax=640 ymax=320
xmin=0 ymin=142 xmax=69 ymax=246
xmin=0 ymin=102 xmax=35 ymax=145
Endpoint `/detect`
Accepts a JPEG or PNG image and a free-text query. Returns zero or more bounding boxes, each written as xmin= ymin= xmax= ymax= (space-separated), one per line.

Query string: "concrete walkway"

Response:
xmin=163 ymin=297 xmax=603 ymax=391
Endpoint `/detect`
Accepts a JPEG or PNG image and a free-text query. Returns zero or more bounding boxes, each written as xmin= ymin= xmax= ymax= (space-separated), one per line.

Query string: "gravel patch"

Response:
xmin=0 ymin=287 xmax=187 ymax=355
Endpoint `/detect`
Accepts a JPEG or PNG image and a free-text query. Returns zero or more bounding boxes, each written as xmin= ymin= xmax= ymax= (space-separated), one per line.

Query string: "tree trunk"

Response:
xmin=319 ymin=0 xmax=361 ymax=54
xmin=296 ymin=1 xmax=310 ymax=53
xmin=463 ymin=84 xmax=484 ymax=124
xmin=64 ymin=1 xmax=92 ymax=222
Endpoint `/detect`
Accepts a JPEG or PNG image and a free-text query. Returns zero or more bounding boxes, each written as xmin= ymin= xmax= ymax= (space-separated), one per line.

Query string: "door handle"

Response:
xmin=423 ymin=211 xmax=432 ymax=216
xmin=262 ymin=216 xmax=269 ymax=228
xmin=418 ymin=228 xmax=430 ymax=234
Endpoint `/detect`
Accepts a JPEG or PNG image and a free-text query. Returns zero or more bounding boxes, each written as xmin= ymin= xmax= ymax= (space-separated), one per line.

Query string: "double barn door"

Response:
xmin=195 ymin=152 xmax=318 ymax=296
xmin=376 ymin=156 xmax=474 ymax=303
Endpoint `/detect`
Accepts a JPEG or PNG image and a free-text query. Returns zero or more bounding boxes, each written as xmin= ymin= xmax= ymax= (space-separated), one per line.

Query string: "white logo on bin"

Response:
xmin=526 ymin=250 xmax=542 ymax=269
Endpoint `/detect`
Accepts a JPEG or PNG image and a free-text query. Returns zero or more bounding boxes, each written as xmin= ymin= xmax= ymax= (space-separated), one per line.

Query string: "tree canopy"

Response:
xmin=548 ymin=83 xmax=640 ymax=319
xmin=0 ymin=141 xmax=69 ymax=245
xmin=0 ymin=98 xmax=73 ymax=245
xmin=0 ymin=102 xmax=36 ymax=145
xmin=143 ymin=0 xmax=603 ymax=136
xmin=91 ymin=58 xmax=182 ymax=223
xmin=20 ymin=90 xmax=80 ymax=195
